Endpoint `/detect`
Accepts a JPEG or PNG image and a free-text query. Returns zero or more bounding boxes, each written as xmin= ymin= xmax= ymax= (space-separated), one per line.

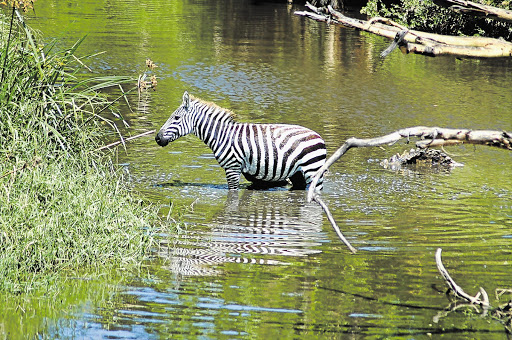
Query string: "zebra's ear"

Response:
xmin=183 ymin=91 xmax=190 ymax=110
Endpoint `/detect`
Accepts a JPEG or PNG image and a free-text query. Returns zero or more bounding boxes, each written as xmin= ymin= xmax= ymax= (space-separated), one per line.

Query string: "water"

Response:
xmin=7 ymin=0 xmax=512 ymax=338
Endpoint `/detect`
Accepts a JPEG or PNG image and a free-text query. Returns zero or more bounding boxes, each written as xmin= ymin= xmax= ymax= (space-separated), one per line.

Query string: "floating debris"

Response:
xmin=381 ymin=148 xmax=464 ymax=170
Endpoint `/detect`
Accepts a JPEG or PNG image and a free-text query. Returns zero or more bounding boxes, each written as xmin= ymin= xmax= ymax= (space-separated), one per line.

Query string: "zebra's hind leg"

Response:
xmin=303 ymin=169 xmax=323 ymax=191
xmin=289 ymin=171 xmax=307 ymax=190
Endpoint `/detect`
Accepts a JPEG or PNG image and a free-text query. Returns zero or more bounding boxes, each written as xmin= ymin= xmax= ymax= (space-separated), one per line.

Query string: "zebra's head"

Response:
xmin=155 ymin=91 xmax=193 ymax=147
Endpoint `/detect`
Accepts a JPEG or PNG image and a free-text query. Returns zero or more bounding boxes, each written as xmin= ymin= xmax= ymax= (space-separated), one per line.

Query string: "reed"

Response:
xmin=0 ymin=8 xmax=168 ymax=294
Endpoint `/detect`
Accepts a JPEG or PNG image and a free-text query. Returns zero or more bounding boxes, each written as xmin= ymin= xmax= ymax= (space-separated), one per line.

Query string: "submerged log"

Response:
xmin=295 ymin=4 xmax=512 ymax=58
xmin=381 ymin=148 xmax=463 ymax=170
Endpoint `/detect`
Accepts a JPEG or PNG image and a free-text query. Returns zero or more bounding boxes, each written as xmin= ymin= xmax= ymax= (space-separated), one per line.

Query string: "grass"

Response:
xmin=0 ymin=158 xmax=165 ymax=293
xmin=0 ymin=7 xmax=168 ymax=294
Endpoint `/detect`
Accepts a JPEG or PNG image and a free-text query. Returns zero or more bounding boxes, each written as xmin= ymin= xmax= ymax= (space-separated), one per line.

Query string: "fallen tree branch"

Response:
xmin=433 ymin=0 xmax=512 ymax=22
xmin=306 ymin=126 xmax=510 ymax=252
xmin=295 ymin=4 xmax=512 ymax=58
xmin=308 ymin=127 xmax=512 ymax=202
xmin=313 ymin=194 xmax=357 ymax=254
xmin=434 ymin=249 xmax=512 ymax=333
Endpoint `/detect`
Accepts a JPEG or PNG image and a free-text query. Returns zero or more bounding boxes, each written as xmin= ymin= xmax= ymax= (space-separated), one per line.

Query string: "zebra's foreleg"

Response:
xmin=224 ymin=167 xmax=242 ymax=190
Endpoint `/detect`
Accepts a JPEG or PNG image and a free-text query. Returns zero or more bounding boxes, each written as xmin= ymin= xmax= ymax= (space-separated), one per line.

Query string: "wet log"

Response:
xmin=380 ymin=148 xmax=463 ymax=169
xmin=295 ymin=4 xmax=512 ymax=57
xmin=308 ymin=127 xmax=512 ymax=203
xmin=433 ymin=0 xmax=512 ymax=22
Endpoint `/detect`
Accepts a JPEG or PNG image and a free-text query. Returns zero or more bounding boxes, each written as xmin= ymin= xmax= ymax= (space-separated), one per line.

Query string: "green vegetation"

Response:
xmin=361 ymin=0 xmax=512 ymax=39
xmin=0 ymin=5 xmax=168 ymax=294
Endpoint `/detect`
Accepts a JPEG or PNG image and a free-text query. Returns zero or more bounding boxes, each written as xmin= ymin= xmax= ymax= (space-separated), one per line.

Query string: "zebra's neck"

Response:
xmin=190 ymin=99 xmax=237 ymax=152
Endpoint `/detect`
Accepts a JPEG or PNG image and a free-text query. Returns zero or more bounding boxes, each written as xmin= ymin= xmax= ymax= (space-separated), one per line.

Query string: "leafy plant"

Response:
xmin=361 ymin=0 xmax=512 ymax=39
xmin=0 ymin=0 xmax=36 ymax=12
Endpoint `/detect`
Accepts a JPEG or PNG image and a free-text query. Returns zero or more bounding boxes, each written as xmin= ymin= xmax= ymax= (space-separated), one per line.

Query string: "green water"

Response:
xmin=3 ymin=0 xmax=512 ymax=338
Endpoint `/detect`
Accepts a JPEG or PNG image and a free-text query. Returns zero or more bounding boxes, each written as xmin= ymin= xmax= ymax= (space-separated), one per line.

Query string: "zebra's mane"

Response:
xmin=190 ymin=95 xmax=237 ymax=122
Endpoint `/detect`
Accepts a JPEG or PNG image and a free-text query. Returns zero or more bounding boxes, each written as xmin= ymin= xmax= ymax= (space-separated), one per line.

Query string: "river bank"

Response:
xmin=0 ymin=8 xmax=169 ymax=295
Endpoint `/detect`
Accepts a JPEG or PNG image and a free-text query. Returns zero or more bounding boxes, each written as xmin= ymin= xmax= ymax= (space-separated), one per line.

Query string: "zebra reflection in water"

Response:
xmin=160 ymin=190 xmax=325 ymax=277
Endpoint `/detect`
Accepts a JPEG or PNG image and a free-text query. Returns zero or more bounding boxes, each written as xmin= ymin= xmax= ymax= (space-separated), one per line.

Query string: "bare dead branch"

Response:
xmin=432 ymin=250 xmax=512 ymax=333
xmin=435 ymin=248 xmax=490 ymax=307
xmin=312 ymin=194 xmax=357 ymax=254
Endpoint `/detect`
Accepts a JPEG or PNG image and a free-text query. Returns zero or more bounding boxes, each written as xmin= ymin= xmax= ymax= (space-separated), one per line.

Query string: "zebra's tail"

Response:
xmin=302 ymin=148 xmax=326 ymax=191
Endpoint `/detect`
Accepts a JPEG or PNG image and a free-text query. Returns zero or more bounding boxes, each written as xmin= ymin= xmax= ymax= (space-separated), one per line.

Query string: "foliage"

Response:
xmin=361 ymin=0 xmax=512 ymax=39
xmin=0 ymin=8 xmax=168 ymax=294
xmin=0 ymin=17 xmax=132 ymax=155
xmin=0 ymin=0 xmax=36 ymax=12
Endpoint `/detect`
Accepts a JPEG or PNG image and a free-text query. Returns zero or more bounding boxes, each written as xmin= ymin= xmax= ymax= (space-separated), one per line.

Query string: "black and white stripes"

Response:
xmin=156 ymin=92 xmax=326 ymax=191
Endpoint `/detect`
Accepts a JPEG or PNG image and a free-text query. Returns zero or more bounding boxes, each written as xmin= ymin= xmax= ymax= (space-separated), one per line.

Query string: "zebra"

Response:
xmin=155 ymin=92 xmax=326 ymax=191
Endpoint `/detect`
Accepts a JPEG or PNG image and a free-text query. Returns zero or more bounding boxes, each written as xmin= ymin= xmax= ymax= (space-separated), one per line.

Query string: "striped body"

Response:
xmin=155 ymin=92 xmax=326 ymax=191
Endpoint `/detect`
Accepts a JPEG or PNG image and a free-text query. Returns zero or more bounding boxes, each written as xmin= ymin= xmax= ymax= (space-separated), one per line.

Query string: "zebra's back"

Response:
xmin=231 ymin=123 xmax=326 ymax=190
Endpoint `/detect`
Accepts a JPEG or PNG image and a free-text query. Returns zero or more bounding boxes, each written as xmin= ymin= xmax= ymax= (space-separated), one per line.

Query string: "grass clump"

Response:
xmin=0 ymin=159 xmax=162 ymax=293
xmin=0 ymin=6 xmax=166 ymax=294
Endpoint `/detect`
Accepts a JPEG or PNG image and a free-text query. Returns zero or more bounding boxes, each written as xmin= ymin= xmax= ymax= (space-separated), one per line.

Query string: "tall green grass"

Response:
xmin=0 ymin=9 xmax=167 ymax=294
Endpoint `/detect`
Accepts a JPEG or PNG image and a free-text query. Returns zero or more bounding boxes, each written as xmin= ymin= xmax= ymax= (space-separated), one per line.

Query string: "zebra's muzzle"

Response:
xmin=155 ymin=131 xmax=169 ymax=146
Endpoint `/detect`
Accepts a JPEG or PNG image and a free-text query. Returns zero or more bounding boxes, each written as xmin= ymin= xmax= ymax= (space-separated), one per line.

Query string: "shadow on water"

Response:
xmin=155 ymin=180 xmax=233 ymax=190
xmin=159 ymin=189 xmax=327 ymax=278
xmin=317 ymin=286 xmax=512 ymax=338
xmin=155 ymin=179 xmax=292 ymax=191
